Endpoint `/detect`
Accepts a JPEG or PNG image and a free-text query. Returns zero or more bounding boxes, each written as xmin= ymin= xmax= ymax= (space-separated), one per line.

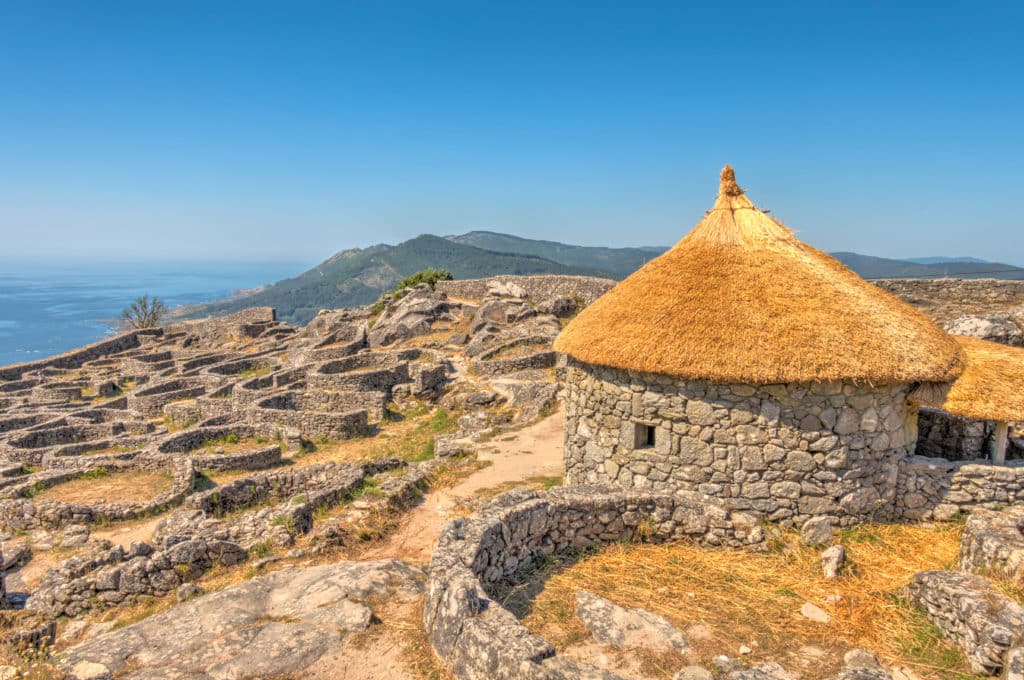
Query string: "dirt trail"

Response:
xmin=362 ymin=406 xmax=565 ymax=563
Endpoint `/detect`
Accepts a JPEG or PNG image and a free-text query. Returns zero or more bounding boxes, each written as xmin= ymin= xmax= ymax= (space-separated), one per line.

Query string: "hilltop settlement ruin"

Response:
xmin=0 ymin=168 xmax=1022 ymax=679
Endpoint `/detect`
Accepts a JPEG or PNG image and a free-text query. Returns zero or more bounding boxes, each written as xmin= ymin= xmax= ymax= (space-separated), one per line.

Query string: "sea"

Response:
xmin=0 ymin=260 xmax=308 ymax=368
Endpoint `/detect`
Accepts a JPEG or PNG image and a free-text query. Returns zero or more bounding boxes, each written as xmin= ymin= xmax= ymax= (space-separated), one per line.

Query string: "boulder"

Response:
xmin=822 ymin=545 xmax=846 ymax=579
xmin=801 ymin=517 xmax=833 ymax=546
xmin=944 ymin=313 xmax=1024 ymax=347
xmin=574 ymin=590 xmax=688 ymax=653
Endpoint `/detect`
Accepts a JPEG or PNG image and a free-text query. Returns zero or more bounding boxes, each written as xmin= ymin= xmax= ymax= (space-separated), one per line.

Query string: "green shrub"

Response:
xmin=249 ymin=540 xmax=274 ymax=558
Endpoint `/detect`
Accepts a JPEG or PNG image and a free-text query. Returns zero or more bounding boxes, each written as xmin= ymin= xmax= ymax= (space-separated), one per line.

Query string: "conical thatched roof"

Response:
xmin=554 ymin=166 xmax=963 ymax=384
xmin=911 ymin=336 xmax=1024 ymax=422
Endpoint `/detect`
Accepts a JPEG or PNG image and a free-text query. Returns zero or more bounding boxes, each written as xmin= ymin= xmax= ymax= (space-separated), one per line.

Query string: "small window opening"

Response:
xmin=635 ymin=423 xmax=656 ymax=449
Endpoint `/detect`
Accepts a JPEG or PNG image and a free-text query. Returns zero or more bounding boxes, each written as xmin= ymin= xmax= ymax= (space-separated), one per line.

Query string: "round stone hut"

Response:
xmin=553 ymin=166 xmax=963 ymax=526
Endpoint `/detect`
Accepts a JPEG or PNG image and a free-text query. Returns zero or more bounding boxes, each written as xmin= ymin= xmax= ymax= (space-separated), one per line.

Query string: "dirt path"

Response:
xmin=362 ymin=405 xmax=565 ymax=563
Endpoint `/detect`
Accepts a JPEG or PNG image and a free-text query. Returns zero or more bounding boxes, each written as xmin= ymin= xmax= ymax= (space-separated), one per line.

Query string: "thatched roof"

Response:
xmin=554 ymin=166 xmax=963 ymax=384
xmin=911 ymin=336 xmax=1024 ymax=422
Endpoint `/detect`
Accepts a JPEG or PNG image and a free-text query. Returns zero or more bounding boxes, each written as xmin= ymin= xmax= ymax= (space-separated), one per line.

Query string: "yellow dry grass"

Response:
xmin=33 ymin=470 xmax=173 ymax=504
xmin=555 ymin=166 xmax=963 ymax=384
xmin=520 ymin=523 xmax=1000 ymax=680
xmin=912 ymin=335 xmax=1024 ymax=422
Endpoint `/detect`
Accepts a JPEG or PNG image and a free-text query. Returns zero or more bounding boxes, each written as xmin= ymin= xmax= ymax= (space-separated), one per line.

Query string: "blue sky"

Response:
xmin=1 ymin=1 xmax=1021 ymax=263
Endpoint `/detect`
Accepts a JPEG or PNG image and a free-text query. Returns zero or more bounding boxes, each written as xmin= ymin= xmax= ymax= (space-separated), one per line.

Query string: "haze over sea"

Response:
xmin=0 ymin=260 xmax=306 ymax=367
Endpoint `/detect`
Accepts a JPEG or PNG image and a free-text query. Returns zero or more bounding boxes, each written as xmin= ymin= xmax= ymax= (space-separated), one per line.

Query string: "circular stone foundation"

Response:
xmin=563 ymin=360 xmax=917 ymax=526
xmin=424 ymin=486 xmax=765 ymax=679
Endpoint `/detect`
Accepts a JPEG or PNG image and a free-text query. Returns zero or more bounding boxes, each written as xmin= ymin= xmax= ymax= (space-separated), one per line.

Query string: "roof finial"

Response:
xmin=719 ymin=164 xmax=743 ymax=196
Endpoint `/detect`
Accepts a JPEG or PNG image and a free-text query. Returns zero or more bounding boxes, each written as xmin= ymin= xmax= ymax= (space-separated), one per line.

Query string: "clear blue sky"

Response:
xmin=1 ymin=1 xmax=1021 ymax=264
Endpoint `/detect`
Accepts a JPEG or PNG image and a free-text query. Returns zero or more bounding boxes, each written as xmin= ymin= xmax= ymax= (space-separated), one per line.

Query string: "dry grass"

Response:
xmin=554 ymin=165 xmax=963 ymax=384
xmin=519 ymin=522 xmax=996 ymax=680
xmin=33 ymin=469 xmax=173 ymax=504
xmin=912 ymin=335 xmax=1024 ymax=422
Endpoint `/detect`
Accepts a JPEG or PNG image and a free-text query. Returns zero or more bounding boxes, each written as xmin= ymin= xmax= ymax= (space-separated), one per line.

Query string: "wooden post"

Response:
xmin=992 ymin=421 xmax=1009 ymax=464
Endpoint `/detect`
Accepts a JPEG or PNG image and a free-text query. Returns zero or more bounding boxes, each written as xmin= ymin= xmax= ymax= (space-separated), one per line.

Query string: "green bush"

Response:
xmin=371 ymin=268 xmax=454 ymax=315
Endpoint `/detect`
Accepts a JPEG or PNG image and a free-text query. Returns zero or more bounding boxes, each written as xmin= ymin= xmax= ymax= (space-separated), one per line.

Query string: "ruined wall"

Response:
xmin=891 ymin=455 xmax=1024 ymax=521
xmin=436 ymin=275 xmax=616 ymax=304
xmin=424 ymin=486 xmax=764 ymax=680
xmin=0 ymin=330 xmax=157 ymax=381
xmin=563 ymin=360 xmax=915 ymax=527
xmin=874 ymin=278 xmax=1024 ymax=308
xmin=916 ymin=408 xmax=999 ymax=460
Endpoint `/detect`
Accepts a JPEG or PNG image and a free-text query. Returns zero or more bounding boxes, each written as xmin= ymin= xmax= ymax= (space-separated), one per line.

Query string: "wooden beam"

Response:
xmin=992 ymin=421 xmax=1009 ymax=464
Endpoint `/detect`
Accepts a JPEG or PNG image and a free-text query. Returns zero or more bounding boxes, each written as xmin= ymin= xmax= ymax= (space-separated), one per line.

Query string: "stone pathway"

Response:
xmin=361 ymin=406 xmax=565 ymax=563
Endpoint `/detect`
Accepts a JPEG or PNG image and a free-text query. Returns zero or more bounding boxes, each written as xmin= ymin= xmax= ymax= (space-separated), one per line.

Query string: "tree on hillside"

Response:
xmin=122 ymin=294 xmax=168 ymax=329
xmin=393 ymin=268 xmax=453 ymax=297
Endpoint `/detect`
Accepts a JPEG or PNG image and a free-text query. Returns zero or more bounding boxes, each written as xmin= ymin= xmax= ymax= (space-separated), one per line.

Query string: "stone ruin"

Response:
xmin=0 ymin=276 xmax=578 ymax=666
xmin=0 ymin=274 xmax=1019 ymax=680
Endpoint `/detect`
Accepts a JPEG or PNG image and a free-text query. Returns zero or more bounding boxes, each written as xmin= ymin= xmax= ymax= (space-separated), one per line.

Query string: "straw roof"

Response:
xmin=554 ymin=166 xmax=963 ymax=384
xmin=911 ymin=336 xmax=1024 ymax=422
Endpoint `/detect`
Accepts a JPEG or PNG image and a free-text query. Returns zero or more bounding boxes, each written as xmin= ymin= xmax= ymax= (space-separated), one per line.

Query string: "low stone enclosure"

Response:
xmin=423 ymin=486 xmax=1024 ymax=680
xmin=23 ymin=456 xmax=435 ymax=619
xmin=906 ymin=506 xmax=1024 ymax=675
xmin=0 ymin=455 xmax=195 ymax=531
xmin=424 ymin=486 xmax=766 ymax=679
xmin=562 ymin=359 xmax=1024 ymax=527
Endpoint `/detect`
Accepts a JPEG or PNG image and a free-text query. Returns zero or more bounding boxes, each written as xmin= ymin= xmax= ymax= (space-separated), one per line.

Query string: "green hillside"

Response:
xmin=448 ymin=230 xmax=665 ymax=279
xmin=188 ymin=234 xmax=610 ymax=325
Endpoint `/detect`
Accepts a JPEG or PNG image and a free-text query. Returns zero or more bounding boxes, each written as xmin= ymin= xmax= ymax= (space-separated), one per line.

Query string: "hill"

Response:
xmin=904 ymin=256 xmax=990 ymax=265
xmin=186 ymin=234 xmax=609 ymax=325
xmin=186 ymin=231 xmax=1024 ymax=326
xmin=831 ymin=252 xmax=1024 ymax=280
xmin=447 ymin=230 xmax=665 ymax=279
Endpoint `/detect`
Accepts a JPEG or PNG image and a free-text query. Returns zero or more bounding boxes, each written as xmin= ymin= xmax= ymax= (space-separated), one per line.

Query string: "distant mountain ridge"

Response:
xmin=186 ymin=231 xmax=1024 ymax=326
xmin=187 ymin=234 xmax=611 ymax=325
xmin=447 ymin=230 xmax=665 ymax=279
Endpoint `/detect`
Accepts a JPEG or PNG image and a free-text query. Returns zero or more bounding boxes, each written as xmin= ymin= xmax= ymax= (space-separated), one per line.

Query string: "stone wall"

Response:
xmin=890 ymin=456 xmax=1024 ymax=520
xmin=128 ymin=378 xmax=209 ymax=418
xmin=958 ymin=507 xmax=1024 ymax=582
xmin=874 ymin=278 xmax=1024 ymax=309
xmin=908 ymin=570 xmax=1024 ymax=674
xmin=0 ymin=330 xmax=157 ymax=381
xmin=916 ymin=408 xmax=1002 ymax=460
xmin=25 ymin=537 xmax=246 ymax=618
xmin=191 ymin=444 xmax=282 ymax=472
xmin=0 ymin=456 xmax=195 ymax=531
xmin=436 ymin=275 xmax=616 ymax=304
xmin=156 ymin=424 xmax=256 ymax=454
xmin=163 ymin=307 xmax=277 ymax=337
xmin=186 ymin=459 xmax=401 ymax=515
xmin=563 ymin=360 xmax=915 ymax=527
xmin=424 ymin=486 xmax=765 ymax=680
xmin=248 ymin=395 xmax=369 ymax=440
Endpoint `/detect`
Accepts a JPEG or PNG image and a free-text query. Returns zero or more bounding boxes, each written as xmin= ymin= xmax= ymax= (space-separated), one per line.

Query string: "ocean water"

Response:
xmin=0 ymin=260 xmax=307 ymax=367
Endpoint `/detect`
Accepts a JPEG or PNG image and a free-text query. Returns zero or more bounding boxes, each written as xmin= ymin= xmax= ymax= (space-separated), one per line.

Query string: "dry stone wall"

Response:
xmin=563 ymin=360 xmax=915 ymax=527
xmin=958 ymin=507 xmax=1024 ymax=581
xmin=424 ymin=486 xmax=765 ymax=680
xmin=916 ymin=408 xmax=1002 ymax=461
xmin=890 ymin=456 xmax=1024 ymax=521
xmin=908 ymin=570 xmax=1024 ymax=674
xmin=0 ymin=456 xmax=195 ymax=531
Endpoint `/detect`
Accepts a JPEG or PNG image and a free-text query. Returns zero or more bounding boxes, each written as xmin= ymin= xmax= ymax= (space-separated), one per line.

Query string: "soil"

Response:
xmin=361 ymin=406 xmax=565 ymax=563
